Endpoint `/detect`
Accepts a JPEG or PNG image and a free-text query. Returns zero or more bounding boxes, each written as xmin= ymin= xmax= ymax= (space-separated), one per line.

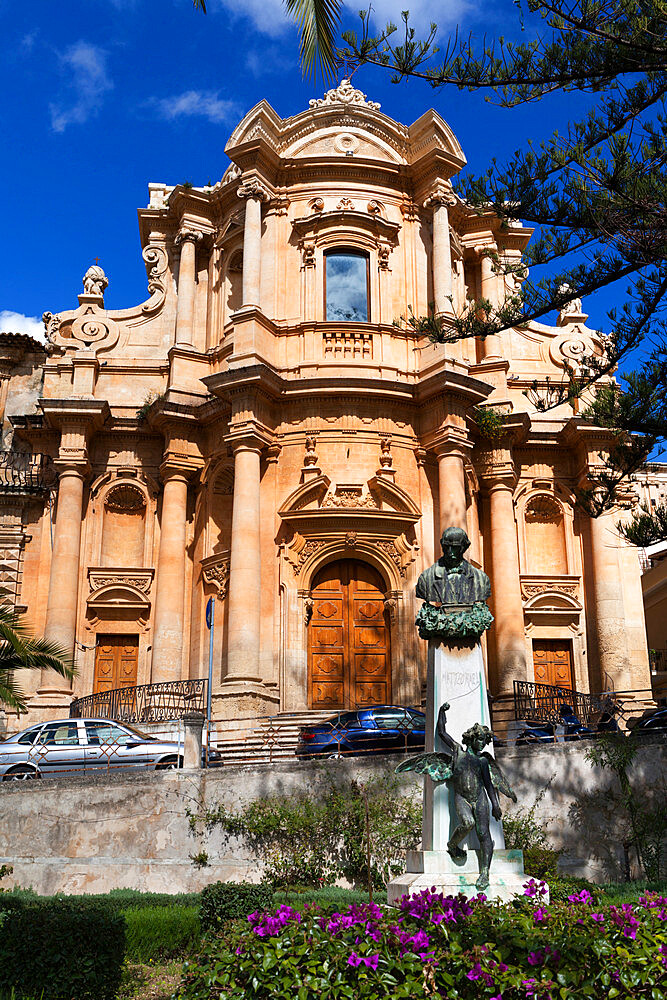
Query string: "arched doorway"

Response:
xmin=308 ymin=559 xmax=391 ymax=710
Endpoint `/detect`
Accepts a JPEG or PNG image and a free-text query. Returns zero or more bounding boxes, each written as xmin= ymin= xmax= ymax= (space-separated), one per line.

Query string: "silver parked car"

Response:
xmin=0 ymin=718 xmax=191 ymax=780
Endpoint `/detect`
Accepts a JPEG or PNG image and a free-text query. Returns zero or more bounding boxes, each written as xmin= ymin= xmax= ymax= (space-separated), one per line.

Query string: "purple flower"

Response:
xmin=466 ymin=963 xmax=482 ymax=981
xmin=363 ymin=954 xmax=379 ymax=970
xmin=533 ymin=908 xmax=549 ymax=924
xmin=527 ymin=951 xmax=543 ymax=966
xmin=567 ymin=889 xmax=593 ymax=905
xmin=347 ymin=952 xmax=362 ymax=967
xmin=591 ymin=913 xmax=605 ymax=923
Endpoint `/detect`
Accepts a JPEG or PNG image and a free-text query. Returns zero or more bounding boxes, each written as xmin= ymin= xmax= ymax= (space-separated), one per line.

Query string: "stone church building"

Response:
xmin=0 ymin=80 xmax=651 ymax=728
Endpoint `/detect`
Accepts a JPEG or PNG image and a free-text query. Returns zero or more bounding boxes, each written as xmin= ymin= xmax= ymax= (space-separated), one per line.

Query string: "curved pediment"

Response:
xmin=225 ymin=85 xmax=465 ymax=174
xmin=278 ymin=475 xmax=332 ymax=516
xmin=279 ymin=475 xmax=420 ymax=525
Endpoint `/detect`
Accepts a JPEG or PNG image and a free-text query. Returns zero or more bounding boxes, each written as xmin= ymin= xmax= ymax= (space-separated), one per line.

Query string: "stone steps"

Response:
xmin=209 ymin=711 xmax=335 ymax=764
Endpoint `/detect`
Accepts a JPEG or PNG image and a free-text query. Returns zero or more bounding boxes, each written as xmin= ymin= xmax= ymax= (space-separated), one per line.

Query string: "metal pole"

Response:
xmin=206 ymin=597 xmax=215 ymax=766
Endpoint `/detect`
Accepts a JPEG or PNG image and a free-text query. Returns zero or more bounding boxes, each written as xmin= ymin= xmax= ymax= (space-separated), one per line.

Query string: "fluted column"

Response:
xmin=435 ymin=443 xmax=468 ymax=533
xmin=174 ymin=228 xmax=202 ymax=348
xmin=486 ymin=473 xmax=528 ymax=694
xmin=424 ymin=188 xmax=455 ymax=315
xmin=478 ymin=246 xmax=503 ymax=360
xmin=151 ymin=467 xmax=190 ymax=682
xmin=39 ymin=464 xmax=85 ymax=692
xmin=225 ymin=437 xmax=263 ymax=679
xmin=238 ymin=179 xmax=269 ymax=309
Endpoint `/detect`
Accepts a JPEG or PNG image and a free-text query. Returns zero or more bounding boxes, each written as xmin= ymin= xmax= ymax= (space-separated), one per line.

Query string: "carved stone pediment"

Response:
xmin=279 ymin=476 xmax=420 ymax=528
xmin=87 ymin=567 xmax=154 ymax=612
xmin=520 ymin=575 xmax=581 ymax=611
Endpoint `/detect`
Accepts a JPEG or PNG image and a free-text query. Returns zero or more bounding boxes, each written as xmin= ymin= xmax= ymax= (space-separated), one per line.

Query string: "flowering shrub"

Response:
xmin=178 ymin=885 xmax=667 ymax=999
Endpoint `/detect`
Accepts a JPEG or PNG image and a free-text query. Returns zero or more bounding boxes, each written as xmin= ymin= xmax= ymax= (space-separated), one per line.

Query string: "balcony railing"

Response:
xmin=0 ymin=452 xmax=54 ymax=494
xmin=70 ymin=679 xmax=207 ymax=725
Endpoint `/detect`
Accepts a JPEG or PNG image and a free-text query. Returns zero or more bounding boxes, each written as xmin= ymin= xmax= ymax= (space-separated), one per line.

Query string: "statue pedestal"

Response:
xmin=387 ymin=849 xmax=530 ymax=905
xmin=389 ymin=637 xmax=530 ymax=905
xmin=423 ymin=640 xmax=503 ymax=852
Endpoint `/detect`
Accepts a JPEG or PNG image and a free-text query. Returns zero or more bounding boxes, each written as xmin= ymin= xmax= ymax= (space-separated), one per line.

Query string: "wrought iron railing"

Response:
xmin=0 ymin=452 xmax=54 ymax=493
xmin=513 ymin=680 xmax=614 ymax=727
xmin=70 ymin=679 xmax=207 ymax=724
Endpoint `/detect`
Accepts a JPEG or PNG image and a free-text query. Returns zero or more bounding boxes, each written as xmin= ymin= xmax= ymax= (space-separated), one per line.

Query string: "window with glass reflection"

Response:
xmin=325 ymin=251 xmax=369 ymax=321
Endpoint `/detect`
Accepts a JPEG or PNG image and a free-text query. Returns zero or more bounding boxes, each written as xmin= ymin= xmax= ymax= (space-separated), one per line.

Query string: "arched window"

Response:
xmin=524 ymin=495 xmax=568 ymax=575
xmin=101 ymin=483 xmax=146 ymax=567
xmin=324 ymin=251 xmax=369 ymax=321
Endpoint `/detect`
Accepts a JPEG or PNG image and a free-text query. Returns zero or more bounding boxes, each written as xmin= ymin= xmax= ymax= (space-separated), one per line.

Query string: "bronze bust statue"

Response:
xmin=415 ymin=527 xmax=493 ymax=640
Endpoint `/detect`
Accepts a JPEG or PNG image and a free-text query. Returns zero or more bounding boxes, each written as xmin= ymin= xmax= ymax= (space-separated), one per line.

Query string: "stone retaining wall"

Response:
xmin=0 ymin=737 xmax=664 ymax=894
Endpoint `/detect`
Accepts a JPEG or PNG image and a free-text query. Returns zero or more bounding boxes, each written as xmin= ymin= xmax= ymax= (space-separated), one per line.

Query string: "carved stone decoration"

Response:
xmin=367 ymin=200 xmax=384 ymax=216
xmin=175 ymin=228 xmax=204 ymax=247
xmin=82 ymin=265 xmax=108 ymax=298
xmin=376 ymin=533 xmax=420 ymax=579
xmin=322 ymin=485 xmax=379 ymax=509
xmin=309 ymin=78 xmax=381 ymax=111
xmin=548 ymin=329 xmax=601 ymax=372
xmin=423 ymin=184 xmax=457 ymax=210
xmin=377 ymin=244 xmax=391 ymax=270
xmin=336 ymin=197 xmax=355 ymax=211
xmin=557 ymin=283 xmax=587 ymax=325
xmin=345 ymin=530 xmax=358 ymax=547
xmin=334 ymin=132 xmax=360 ymax=155
xmin=304 ymin=596 xmax=314 ymax=625
xmin=378 ymin=437 xmax=393 ymax=471
xmin=521 ymin=580 xmax=579 ymax=601
xmin=384 ymin=596 xmax=398 ymax=624
xmin=524 ymin=495 xmax=562 ymax=523
xmin=309 ymin=197 xmax=324 ymax=213
xmin=237 ymin=178 xmax=271 ymax=202
xmin=70 ymin=309 xmax=120 ymax=350
xmin=104 ymin=482 xmax=146 ymax=512
xmin=42 ymin=312 xmax=61 ymax=344
xmin=141 ymin=244 xmax=169 ymax=315
xmin=304 ymin=436 xmax=318 ymax=468
xmin=298 ymin=538 xmax=325 ymax=567
xmin=88 ymin=567 xmax=155 ymax=596
xmin=201 ymin=552 xmax=231 ymax=599
xmin=300 ymin=241 xmax=316 ymax=267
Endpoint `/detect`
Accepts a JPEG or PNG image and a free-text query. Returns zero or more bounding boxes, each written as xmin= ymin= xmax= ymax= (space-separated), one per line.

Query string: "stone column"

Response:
xmin=486 ymin=474 xmax=527 ymax=695
xmin=238 ymin=179 xmax=269 ymax=310
xmin=174 ymin=228 xmax=203 ymax=348
xmin=39 ymin=463 xmax=85 ymax=693
xmin=424 ymin=189 xmax=455 ymax=315
xmin=478 ymin=247 xmax=503 ymax=360
xmin=435 ymin=443 xmax=467 ymax=533
xmin=151 ymin=467 xmax=190 ymax=683
xmin=225 ymin=437 xmax=263 ymax=680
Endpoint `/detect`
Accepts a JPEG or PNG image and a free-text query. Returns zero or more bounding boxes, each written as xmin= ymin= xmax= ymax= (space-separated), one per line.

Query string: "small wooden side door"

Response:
xmin=532 ymin=639 xmax=574 ymax=689
xmin=94 ymin=635 xmax=139 ymax=694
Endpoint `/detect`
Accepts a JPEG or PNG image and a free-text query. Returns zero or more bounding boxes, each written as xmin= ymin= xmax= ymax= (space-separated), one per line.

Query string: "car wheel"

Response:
xmin=156 ymin=756 xmax=183 ymax=770
xmin=326 ymin=746 xmax=348 ymax=760
xmin=3 ymin=765 xmax=40 ymax=781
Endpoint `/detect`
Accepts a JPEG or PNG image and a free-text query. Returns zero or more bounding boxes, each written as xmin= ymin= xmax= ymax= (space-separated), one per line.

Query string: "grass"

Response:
xmin=272 ymin=886 xmax=388 ymax=908
xmin=124 ymin=905 xmax=201 ymax=963
xmin=118 ymin=960 xmax=183 ymax=1000
xmin=599 ymin=879 xmax=667 ymax=904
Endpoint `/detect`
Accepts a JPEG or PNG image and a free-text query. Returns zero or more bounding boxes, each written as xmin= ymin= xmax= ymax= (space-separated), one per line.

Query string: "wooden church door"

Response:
xmin=308 ymin=559 xmax=391 ymax=710
xmin=94 ymin=635 xmax=139 ymax=694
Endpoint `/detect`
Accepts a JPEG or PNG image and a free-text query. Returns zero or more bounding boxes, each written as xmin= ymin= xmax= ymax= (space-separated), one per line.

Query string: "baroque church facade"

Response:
xmin=0 ymin=80 xmax=652 ymax=728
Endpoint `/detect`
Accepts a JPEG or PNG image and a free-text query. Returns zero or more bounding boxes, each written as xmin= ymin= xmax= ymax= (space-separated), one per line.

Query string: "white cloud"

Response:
xmin=49 ymin=41 xmax=113 ymax=133
xmin=213 ymin=0 xmax=471 ymax=39
xmin=151 ymin=90 xmax=240 ymax=124
xmin=0 ymin=311 xmax=45 ymax=342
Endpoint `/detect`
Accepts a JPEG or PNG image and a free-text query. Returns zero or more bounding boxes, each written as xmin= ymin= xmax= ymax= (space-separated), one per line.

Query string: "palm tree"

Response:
xmin=0 ymin=604 xmax=75 ymax=714
xmin=192 ymin=0 xmax=341 ymax=83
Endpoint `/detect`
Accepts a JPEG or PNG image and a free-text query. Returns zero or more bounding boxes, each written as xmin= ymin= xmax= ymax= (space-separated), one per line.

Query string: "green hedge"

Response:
xmin=200 ymin=881 xmax=274 ymax=933
xmin=0 ymin=896 xmax=125 ymax=1000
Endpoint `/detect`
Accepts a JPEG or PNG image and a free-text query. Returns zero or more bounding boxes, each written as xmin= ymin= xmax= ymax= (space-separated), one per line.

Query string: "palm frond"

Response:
xmin=284 ymin=0 xmax=342 ymax=83
xmin=0 ymin=670 xmax=28 ymax=714
xmin=192 ymin=0 xmax=207 ymax=11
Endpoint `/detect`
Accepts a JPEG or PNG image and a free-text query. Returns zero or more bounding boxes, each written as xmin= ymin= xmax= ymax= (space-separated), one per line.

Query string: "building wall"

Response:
xmin=0 ymin=81 xmax=651 ymax=730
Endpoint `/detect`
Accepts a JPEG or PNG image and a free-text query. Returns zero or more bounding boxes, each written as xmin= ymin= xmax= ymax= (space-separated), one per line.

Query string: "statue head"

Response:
xmin=462 ymin=721 xmax=493 ymax=754
xmin=439 ymin=526 xmax=471 ymax=570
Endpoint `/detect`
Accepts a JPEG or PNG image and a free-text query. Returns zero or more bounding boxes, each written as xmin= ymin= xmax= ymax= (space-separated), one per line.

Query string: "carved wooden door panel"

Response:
xmin=532 ymin=640 xmax=573 ymax=689
xmin=94 ymin=635 xmax=139 ymax=694
xmin=308 ymin=560 xmax=391 ymax=710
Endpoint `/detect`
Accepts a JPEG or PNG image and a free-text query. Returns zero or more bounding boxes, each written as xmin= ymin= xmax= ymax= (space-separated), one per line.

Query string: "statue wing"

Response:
xmin=396 ymin=752 xmax=453 ymax=782
xmin=482 ymin=753 xmax=517 ymax=801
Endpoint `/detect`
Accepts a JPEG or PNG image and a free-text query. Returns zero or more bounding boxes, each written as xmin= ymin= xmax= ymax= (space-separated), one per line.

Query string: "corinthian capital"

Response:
xmin=423 ymin=184 xmax=457 ymax=210
xmin=237 ymin=178 xmax=271 ymax=203
xmin=175 ymin=227 xmax=204 ymax=246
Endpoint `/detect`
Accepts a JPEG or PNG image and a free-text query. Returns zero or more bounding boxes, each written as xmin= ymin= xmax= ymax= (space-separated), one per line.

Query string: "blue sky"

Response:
xmin=0 ymin=0 xmax=616 ymax=339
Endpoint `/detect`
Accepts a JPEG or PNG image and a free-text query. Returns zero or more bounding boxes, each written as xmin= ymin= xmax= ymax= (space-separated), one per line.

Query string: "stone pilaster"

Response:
xmin=151 ymin=464 xmax=192 ymax=683
xmin=424 ymin=187 xmax=456 ymax=316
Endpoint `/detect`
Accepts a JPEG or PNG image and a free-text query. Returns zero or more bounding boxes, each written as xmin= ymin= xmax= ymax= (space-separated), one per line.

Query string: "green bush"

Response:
xmin=178 ymin=889 xmax=667 ymax=1000
xmin=124 ymin=905 xmax=201 ymax=962
xmin=0 ymin=895 xmax=125 ymax=1000
xmin=272 ymin=886 xmax=386 ymax=909
xmin=199 ymin=881 xmax=274 ymax=933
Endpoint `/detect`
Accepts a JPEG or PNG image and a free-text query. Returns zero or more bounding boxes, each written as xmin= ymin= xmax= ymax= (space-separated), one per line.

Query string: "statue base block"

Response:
xmin=387 ymin=849 xmax=539 ymax=906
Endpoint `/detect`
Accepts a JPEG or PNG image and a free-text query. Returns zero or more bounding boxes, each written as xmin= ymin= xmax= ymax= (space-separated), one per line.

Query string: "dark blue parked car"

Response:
xmin=296 ymin=705 xmax=425 ymax=760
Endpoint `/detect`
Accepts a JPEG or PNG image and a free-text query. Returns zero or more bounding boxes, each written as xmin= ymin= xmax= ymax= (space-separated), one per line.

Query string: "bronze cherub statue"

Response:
xmin=397 ymin=702 xmax=517 ymax=891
